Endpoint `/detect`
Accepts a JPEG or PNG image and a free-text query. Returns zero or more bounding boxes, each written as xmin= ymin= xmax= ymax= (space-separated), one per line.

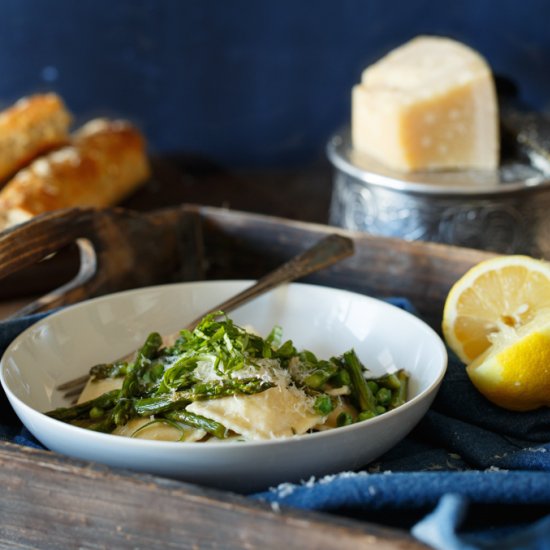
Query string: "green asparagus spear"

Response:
xmin=89 ymin=361 xmax=129 ymax=381
xmin=303 ymin=361 xmax=338 ymax=390
xmin=342 ymin=350 xmax=377 ymax=414
xmin=376 ymin=372 xmax=402 ymax=391
xmin=74 ymin=414 xmax=117 ymax=433
xmin=389 ymin=369 xmax=409 ymax=408
xmin=164 ymin=410 xmax=228 ymax=439
xmin=46 ymin=389 xmax=121 ymax=422
xmin=112 ymin=332 xmax=163 ymax=426
xmin=134 ymin=378 xmax=274 ymax=416
xmin=330 ymin=368 xmax=351 ymax=388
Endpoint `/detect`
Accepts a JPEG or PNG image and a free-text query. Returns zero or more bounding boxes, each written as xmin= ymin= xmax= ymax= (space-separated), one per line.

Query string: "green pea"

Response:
xmin=336 ymin=412 xmax=354 ymax=427
xmin=367 ymin=381 xmax=379 ymax=394
xmin=314 ymin=394 xmax=334 ymax=415
xmin=376 ymin=387 xmax=392 ymax=406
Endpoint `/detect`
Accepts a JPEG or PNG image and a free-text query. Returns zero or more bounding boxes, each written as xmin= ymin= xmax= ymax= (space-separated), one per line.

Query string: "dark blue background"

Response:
xmin=0 ymin=0 xmax=548 ymax=167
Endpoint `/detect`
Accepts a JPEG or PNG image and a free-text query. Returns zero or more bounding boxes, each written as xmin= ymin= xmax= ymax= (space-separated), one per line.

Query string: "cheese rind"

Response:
xmin=351 ymin=36 xmax=499 ymax=172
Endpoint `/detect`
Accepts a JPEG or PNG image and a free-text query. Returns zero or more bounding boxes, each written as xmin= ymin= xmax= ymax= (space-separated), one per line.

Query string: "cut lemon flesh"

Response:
xmin=442 ymin=255 xmax=550 ymax=364
xmin=466 ymin=317 xmax=550 ymax=411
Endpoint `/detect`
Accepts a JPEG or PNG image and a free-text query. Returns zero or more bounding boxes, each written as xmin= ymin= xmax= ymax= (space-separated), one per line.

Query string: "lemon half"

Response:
xmin=466 ymin=317 xmax=550 ymax=411
xmin=442 ymin=255 xmax=550 ymax=411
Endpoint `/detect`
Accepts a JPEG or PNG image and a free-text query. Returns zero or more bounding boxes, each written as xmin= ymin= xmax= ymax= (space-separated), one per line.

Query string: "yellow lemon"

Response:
xmin=442 ymin=255 xmax=550 ymax=411
xmin=466 ymin=318 xmax=550 ymax=411
xmin=442 ymin=255 xmax=550 ymax=364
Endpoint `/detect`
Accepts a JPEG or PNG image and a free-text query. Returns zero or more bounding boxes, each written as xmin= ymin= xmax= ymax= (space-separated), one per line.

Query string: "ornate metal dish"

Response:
xmin=327 ymin=127 xmax=550 ymax=257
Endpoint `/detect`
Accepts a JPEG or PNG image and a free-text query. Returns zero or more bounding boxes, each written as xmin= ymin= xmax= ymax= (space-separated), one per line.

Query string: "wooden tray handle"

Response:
xmin=0 ymin=207 xmax=201 ymax=318
xmin=0 ymin=208 xmax=98 ymax=280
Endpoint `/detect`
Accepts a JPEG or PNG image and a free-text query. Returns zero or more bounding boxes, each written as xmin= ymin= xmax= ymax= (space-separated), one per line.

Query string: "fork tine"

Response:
xmin=62 ymin=385 xmax=87 ymax=400
xmin=57 ymin=374 xmax=89 ymax=392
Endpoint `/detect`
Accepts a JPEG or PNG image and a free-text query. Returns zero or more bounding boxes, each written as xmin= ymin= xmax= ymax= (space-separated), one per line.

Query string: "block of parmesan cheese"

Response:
xmin=352 ymin=36 xmax=499 ymax=172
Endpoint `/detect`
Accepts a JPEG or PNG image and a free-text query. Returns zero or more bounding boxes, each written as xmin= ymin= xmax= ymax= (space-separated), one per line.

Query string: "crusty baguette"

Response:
xmin=0 ymin=118 xmax=150 ymax=229
xmin=0 ymin=93 xmax=72 ymax=182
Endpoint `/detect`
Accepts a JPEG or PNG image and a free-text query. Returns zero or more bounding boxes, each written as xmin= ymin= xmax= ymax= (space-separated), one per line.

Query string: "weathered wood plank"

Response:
xmin=0 ymin=442 xmax=426 ymax=549
xmin=0 ymin=205 xmax=494 ymax=325
xmin=0 ymin=207 xmax=205 ymax=318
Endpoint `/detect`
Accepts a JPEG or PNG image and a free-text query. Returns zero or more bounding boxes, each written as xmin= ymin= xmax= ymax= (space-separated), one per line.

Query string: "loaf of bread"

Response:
xmin=0 ymin=93 xmax=72 ymax=182
xmin=0 ymin=118 xmax=150 ymax=229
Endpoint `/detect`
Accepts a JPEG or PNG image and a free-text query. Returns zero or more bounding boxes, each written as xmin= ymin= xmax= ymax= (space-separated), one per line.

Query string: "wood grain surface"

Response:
xmin=0 ymin=442 xmax=427 ymax=550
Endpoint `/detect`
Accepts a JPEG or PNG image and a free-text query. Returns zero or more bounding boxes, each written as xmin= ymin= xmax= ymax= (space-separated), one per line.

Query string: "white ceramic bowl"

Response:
xmin=1 ymin=281 xmax=447 ymax=493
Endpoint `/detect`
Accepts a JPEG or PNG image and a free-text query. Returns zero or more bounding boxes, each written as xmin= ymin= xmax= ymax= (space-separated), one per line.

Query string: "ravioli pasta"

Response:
xmin=48 ymin=313 xmax=409 ymax=442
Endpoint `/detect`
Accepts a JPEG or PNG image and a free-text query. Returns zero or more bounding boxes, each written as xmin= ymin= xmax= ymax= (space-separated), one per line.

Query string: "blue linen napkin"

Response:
xmin=2 ymin=300 xmax=550 ymax=549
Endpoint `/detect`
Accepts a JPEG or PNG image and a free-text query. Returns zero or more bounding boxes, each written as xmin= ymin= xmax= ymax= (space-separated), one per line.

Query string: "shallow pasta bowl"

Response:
xmin=0 ymin=281 xmax=447 ymax=493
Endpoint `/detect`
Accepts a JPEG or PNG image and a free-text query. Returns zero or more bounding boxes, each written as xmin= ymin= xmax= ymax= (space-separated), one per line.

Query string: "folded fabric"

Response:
xmin=2 ymin=301 xmax=550 ymax=550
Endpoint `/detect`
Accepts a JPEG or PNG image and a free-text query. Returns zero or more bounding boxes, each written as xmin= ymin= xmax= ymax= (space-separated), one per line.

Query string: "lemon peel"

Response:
xmin=467 ymin=320 xmax=550 ymax=411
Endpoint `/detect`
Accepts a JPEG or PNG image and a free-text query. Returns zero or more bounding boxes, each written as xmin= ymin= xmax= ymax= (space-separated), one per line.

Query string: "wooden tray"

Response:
xmin=0 ymin=206 xmax=495 ymax=548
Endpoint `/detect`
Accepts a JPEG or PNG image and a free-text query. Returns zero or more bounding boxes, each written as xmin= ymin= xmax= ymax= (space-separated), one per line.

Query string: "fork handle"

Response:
xmin=183 ymin=233 xmax=354 ymax=330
